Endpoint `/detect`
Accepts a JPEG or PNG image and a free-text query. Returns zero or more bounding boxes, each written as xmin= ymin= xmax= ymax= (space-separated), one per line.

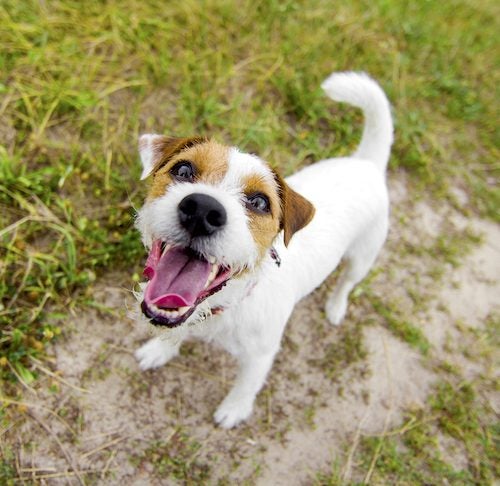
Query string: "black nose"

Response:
xmin=178 ymin=193 xmax=227 ymax=237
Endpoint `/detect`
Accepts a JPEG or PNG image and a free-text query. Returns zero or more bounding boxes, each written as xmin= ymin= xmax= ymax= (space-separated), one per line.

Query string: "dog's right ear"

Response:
xmin=138 ymin=134 xmax=207 ymax=180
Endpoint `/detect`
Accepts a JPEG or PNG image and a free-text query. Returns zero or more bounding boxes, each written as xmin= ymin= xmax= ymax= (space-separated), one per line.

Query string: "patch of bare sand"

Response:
xmin=8 ymin=176 xmax=500 ymax=484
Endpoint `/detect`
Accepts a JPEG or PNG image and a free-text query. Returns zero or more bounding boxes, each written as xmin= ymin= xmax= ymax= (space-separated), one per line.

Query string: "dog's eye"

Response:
xmin=170 ymin=161 xmax=195 ymax=182
xmin=245 ymin=193 xmax=271 ymax=214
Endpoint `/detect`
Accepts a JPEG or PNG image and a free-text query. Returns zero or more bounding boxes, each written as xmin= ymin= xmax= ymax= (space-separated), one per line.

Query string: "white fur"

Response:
xmin=138 ymin=134 xmax=164 ymax=180
xmin=136 ymin=181 xmax=260 ymax=270
xmin=135 ymin=71 xmax=393 ymax=428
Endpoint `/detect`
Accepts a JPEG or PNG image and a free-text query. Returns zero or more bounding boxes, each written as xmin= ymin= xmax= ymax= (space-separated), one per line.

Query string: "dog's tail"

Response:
xmin=321 ymin=71 xmax=393 ymax=172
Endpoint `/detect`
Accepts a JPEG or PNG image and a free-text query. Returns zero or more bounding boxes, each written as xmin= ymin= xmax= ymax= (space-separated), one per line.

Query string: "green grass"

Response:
xmin=129 ymin=429 xmax=210 ymax=483
xmin=355 ymin=380 xmax=499 ymax=485
xmin=1 ymin=0 xmax=496 ymax=389
xmin=0 ymin=0 xmax=498 ymax=482
xmin=315 ymin=378 xmax=499 ymax=485
xmin=309 ymin=320 xmax=368 ymax=382
xmin=0 ymin=444 xmax=16 ymax=486
xmin=368 ymin=294 xmax=431 ymax=355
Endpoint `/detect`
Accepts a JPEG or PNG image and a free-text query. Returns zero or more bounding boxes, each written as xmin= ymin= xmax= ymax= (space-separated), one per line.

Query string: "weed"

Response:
xmin=309 ymin=320 xmax=368 ymax=381
xmin=349 ymin=377 xmax=499 ymax=484
xmin=0 ymin=446 xmax=16 ymax=486
xmin=313 ymin=460 xmax=344 ymax=486
xmin=368 ymin=294 xmax=430 ymax=355
xmin=130 ymin=429 xmax=210 ymax=483
xmin=0 ymin=0 xmax=496 ymax=392
xmin=0 ymin=0 xmax=497 ymax=482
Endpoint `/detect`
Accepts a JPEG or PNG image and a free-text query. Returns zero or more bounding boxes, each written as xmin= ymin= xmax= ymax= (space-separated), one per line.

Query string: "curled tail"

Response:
xmin=321 ymin=71 xmax=393 ymax=172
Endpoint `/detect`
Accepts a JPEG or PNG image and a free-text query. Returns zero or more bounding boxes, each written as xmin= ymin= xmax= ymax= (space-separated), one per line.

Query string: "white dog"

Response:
xmin=134 ymin=72 xmax=393 ymax=428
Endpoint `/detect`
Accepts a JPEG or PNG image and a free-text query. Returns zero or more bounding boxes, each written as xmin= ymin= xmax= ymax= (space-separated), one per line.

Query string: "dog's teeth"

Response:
xmin=178 ymin=306 xmax=190 ymax=316
xmin=207 ymin=255 xmax=216 ymax=264
xmin=149 ymin=303 xmax=183 ymax=319
xmin=205 ymin=263 xmax=219 ymax=289
xmin=211 ymin=263 xmax=219 ymax=278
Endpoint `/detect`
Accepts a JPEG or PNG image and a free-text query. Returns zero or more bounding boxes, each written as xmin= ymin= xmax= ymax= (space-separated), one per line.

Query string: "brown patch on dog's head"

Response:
xmin=274 ymin=171 xmax=315 ymax=247
xmin=139 ymin=135 xmax=207 ymax=180
xmin=183 ymin=141 xmax=229 ymax=185
xmin=151 ymin=136 xmax=208 ymax=172
xmin=242 ymin=173 xmax=282 ymax=258
xmin=139 ymin=136 xmax=230 ymax=200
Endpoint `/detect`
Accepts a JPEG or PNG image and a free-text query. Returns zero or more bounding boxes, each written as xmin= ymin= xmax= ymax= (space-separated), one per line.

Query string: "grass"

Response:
xmin=0 ymin=0 xmax=498 ymax=483
xmin=309 ymin=320 xmax=368 ymax=383
xmin=1 ymin=0 xmax=496 ymax=387
xmin=129 ymin=429 xmax=211 ymax=483
xmin=0 ymin=445 xmax=16 ymax=486
xmin=354 ymin=379 xmax=499 ymax=485
xmin=368 ymin=294 xmax=431 ymax=355
xmin=315 ymin=378 xmax=499 ymax=485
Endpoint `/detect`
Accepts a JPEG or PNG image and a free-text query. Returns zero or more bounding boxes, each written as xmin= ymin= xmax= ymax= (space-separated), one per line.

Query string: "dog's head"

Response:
xmin=135 ymin=135 xmax=315 ymax=328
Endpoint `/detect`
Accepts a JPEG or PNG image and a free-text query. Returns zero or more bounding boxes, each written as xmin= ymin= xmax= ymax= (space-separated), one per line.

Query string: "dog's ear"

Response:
xmin=274 ymin=172 xmax=315 ymax=247
xmin=138 ymin=134 xmax=207 ymax=180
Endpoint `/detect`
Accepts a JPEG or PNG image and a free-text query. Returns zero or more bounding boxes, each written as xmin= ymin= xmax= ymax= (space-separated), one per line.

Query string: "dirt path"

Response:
xmin=9 ymin=175 xmax=500 ymax=484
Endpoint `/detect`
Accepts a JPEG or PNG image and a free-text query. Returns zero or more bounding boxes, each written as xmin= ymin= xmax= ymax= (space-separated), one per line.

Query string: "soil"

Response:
xmin=9 ymin=174 xmax=500 ymax=484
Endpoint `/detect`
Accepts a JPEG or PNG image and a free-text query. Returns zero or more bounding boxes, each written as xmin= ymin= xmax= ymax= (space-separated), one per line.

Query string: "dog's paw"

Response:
xmin=135 ymin=337 xmax=178 ymax=371
xmin=325 ymin=298 xmax=347 ymax=326
xmin=214 ymin=397 xmax=253 ymax=429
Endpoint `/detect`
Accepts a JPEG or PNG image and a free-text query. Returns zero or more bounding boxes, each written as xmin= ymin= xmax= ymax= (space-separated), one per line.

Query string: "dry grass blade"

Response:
xmin=30 ymin=357 xmax=89 ymax=394
xmin=0 ymin=397 xmax=78 ymax=438
xmin=79 ymin=435 xmax=130 ymax=460
xmin=1 ymin=0 xmax=498 ymax=483
xmin=28 ymin=411 xmax=85 ymax=486
xmin=5 ymin=361 xmax=37 ymax=396
xmin=341 ymin=409 xmax=370 ymax=482
xmin=364 ymin=336 xmax=395 ymax=484
xmin=15 ymin=469 xmax=116 ymax=481
xmin=0 ymin=215 xmax=50 ymax=239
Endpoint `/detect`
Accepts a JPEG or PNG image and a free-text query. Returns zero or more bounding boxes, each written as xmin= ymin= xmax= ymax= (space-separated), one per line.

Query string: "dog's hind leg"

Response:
xmin=326 ymin=218 xmax=388 ymax=326
xmin=135 ymin=336 xmax=182 ymax=370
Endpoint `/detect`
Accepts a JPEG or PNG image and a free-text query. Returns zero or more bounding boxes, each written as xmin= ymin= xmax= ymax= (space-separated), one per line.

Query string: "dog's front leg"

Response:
xmin=135 ymin=336 xmax=182 ymax=371
xmin=214 ymin=351 xmax=275 ymax=429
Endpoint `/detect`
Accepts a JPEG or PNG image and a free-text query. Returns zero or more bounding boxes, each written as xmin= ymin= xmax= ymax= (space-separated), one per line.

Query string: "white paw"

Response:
xmin=326 ymin=298 xmax=347 ymax=326
xmin=135 ymin=337 xmax=178 ymax=371
xmin=214 ymin=397 xmax=253 ymax=429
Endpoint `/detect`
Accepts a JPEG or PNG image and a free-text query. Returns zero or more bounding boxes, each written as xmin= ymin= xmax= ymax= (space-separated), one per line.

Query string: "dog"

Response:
xmin=134 ymin=71 xmax=393 ymax=428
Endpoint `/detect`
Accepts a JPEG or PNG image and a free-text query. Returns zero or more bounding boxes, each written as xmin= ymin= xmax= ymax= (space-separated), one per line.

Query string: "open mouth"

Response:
xmin=141 ymin=240 xmax=232 ymax=327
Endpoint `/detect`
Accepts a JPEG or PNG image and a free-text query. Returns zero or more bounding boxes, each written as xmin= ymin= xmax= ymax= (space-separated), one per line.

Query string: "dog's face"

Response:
xmin=136 ymin=135 xmax=314 ymax=328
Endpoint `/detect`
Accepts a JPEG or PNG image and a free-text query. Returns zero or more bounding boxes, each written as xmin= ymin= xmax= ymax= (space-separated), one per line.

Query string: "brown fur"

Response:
xmin=242 ymin=174 xmax=282 ymax=257
xmin=274 ymin=171 xmax=316 ymax=247
xmin=144 ymin=136 xmax=314 ymax=251
xmin=146 ymin=138 xmax=229 ymax=200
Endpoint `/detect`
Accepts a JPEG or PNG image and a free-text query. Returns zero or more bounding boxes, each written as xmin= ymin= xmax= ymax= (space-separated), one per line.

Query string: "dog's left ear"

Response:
xmin=274 ymin=172 xmax=315 ymax=247
xmin=138 ymin=134 xmax=207 ymax=180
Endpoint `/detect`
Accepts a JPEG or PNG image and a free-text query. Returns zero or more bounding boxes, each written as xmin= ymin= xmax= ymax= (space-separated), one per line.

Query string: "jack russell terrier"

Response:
xmin=134 ymin=71 xmax=393 ymax=428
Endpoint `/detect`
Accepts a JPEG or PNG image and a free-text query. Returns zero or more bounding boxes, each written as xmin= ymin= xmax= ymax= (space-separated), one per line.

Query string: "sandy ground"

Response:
xmin=7 ymin=174 xmax=500 ymax=484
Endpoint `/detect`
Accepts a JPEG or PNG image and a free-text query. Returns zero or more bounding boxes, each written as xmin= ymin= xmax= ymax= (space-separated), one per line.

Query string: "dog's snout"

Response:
xmin=178 ymin=193 xmax=227 ymax=237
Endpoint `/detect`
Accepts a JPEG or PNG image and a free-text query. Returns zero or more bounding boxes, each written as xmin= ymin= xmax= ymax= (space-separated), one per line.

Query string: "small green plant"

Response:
xmin=0 ymin=446 xmax=16 ymax=486
xmin=130 ymin=429 xmax=210 ymax=483
xmin=368 ymin=294 xmax=430 ymax=355
xmin=335 ymin=378 xmax=499 ymax=484
xmin=0 ymin=0 xmax=498 ymax=482
xmin=309 ymin=321 xmax=368 ymax=380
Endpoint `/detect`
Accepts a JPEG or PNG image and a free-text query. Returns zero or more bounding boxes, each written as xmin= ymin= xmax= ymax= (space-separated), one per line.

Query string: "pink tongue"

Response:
xmin=144 ymin=244 xmax=211 ymax=308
